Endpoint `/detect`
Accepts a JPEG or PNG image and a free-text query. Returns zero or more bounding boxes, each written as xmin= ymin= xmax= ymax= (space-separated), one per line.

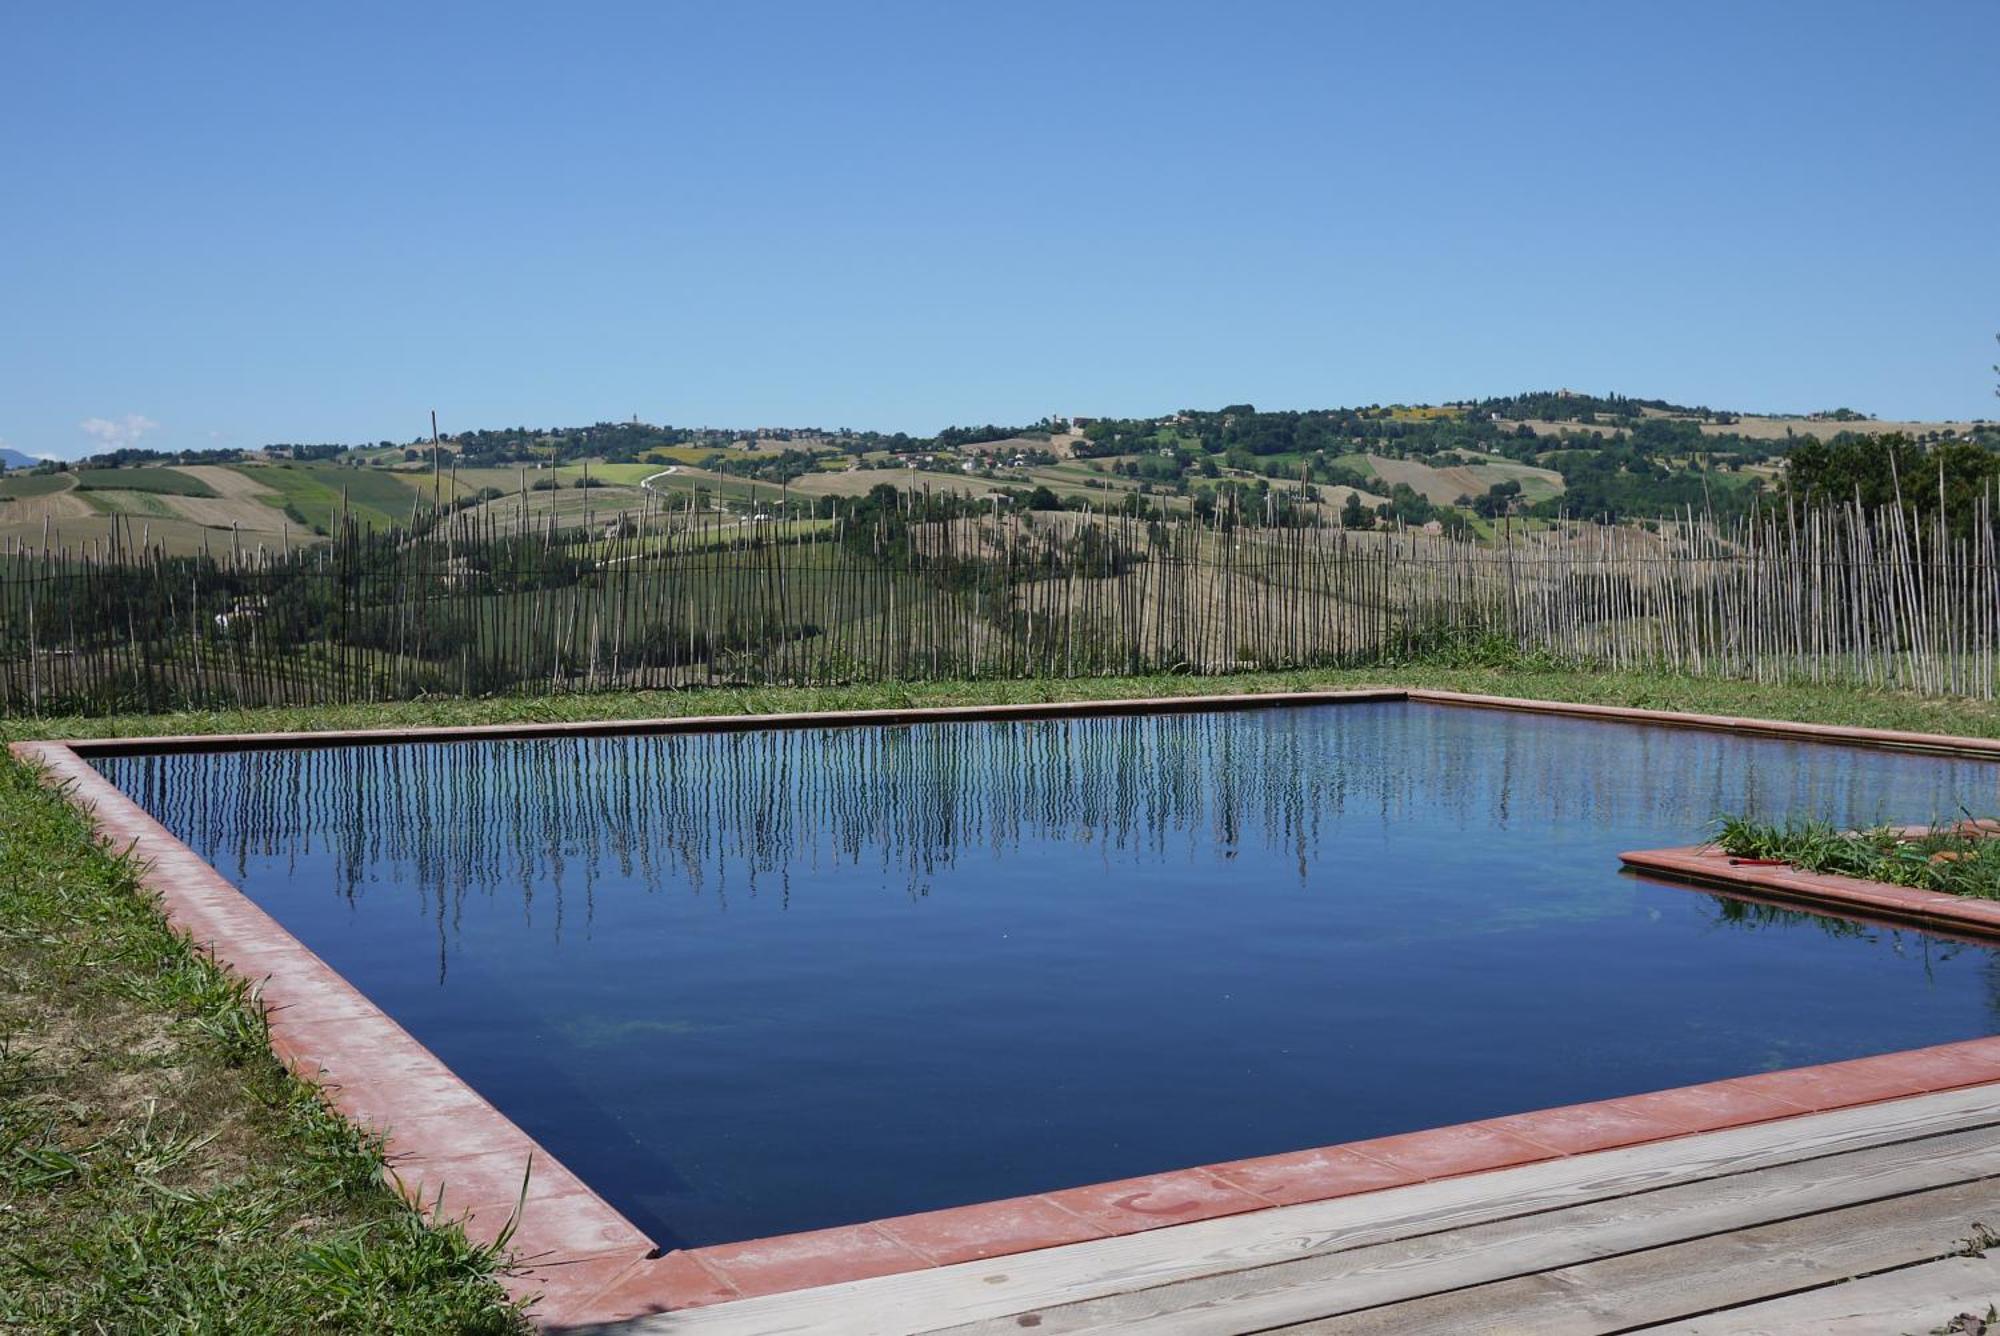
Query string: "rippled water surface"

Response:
xmin=98 ymin=701 xmax=2000 ymax=1247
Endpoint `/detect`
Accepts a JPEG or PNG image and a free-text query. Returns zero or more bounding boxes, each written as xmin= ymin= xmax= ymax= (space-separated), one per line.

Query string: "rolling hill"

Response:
xmin=15 ymin=392 xmax=1990 ymax=552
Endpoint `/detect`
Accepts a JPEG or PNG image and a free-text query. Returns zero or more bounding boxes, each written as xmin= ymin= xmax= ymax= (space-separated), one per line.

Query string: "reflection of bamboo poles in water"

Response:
xmin=6 ymin=494 xmax=2000 ymax=709
xmin=105 ymin=704 xmax=1990 ymax=959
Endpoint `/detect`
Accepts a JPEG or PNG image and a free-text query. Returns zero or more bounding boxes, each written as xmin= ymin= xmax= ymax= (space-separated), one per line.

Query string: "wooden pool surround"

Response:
xmin=16 ymin=686 xmax=2000 ymax=1329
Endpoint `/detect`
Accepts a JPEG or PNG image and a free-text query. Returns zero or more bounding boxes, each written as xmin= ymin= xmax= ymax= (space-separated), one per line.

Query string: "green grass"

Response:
xmin=1716 ymin=815 xmax=2000 ymax=900
xmin=0 ymin=761 xmax=524 ymax=1332
xmin=0 ymin=475 xmax=75 ymax=501
xmin=73 ymin=468 xmax=218 ymax=498
xmin=14 ymin=664 xmax=2000 ymax=744
xmin=576 ymin=463 xmax=665 ymax=486
xmin=79 ymin=488 xmax=181 ymax=518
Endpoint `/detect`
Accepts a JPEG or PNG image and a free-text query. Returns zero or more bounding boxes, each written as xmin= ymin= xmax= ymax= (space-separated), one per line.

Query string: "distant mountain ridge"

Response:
xmin=0 ymin=448 xmax=40 ymax=470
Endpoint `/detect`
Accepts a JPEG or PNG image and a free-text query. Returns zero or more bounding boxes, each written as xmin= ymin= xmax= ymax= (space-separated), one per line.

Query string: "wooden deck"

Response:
xmin=584 ymin=1082 xmax=2000 ymax=1335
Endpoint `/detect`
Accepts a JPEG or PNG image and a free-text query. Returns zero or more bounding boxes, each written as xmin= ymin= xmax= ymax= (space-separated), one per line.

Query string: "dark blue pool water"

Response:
xmin=99 ymin=701 xmax=2000 ymax=1248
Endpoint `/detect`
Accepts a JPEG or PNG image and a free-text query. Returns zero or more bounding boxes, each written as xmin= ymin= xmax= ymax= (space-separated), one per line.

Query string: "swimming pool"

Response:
xmin=95 ymin=699 xmax=2000 ymax=1250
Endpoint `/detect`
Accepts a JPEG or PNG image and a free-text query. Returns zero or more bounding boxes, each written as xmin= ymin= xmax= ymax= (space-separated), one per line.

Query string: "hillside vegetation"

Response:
xmin=3 ymin=392 xmax=1991 ymax=555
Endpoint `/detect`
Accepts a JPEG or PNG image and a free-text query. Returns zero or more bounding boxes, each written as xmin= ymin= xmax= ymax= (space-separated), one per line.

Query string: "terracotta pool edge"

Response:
xmin=590 ymin=1039 xmax=2000 ymax=1317
xmin=45 ymin=685 xmax=2000 ymax=762
xmin=1406 ymin=687 xmax=2000 ymax=757
xmin=1619 ymin=843 xmax=2000 ymax=938
xmin=21 ymin=689 xmax=2000 ymax=1324
xmin=52 ymin=687 xmax=1410 ymax=755
xmin=7 ymin=739 xmax=662 ymax=1329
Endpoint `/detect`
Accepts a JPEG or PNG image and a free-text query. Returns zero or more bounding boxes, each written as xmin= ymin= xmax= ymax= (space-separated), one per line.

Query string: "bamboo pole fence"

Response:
xmin=2 ymin=487 xmax=1996 ymax=715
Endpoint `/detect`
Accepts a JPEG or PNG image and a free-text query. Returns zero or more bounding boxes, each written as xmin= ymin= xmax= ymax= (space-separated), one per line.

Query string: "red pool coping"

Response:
xmin=1403 ymin=687 xmax=2000 ymax=759
xmin=1619 ymin=843 xmax=2000 ymax=938
xmin=15 ymin=687 xmax=2000 ymax=1328
xmin=50 ymin=687 xmax=1409 ymax=756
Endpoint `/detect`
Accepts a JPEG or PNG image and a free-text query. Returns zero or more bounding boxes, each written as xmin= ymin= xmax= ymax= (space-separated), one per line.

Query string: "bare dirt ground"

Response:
xmin=164 ymin=499 xmax=288 ymax=531
xmin=1703 ymin=417 xmax=1985 ymax=441
xmin=0 ymin=471 xmax=306 ymax=554
xmin=782 ymin=467 xmax=1000 ymax=500
xmin=0 ymin=512 xmax=241 ymax=556
xmin=174 ymin=465 xmax=272 ymax=500
xmin=1 ymin=484 xmax=94 ymax=525
xmin=163 ymin=494 xmax=292 ymax=532
xmin=94 ymin=467 xmax=290 ymax=536
xmin=1322 ymin=482 xmax=1390 ymax=509
xmin=1514 ymin=419 xmax=1627 ymax=438
xmin=1517 ymin=414 xmax=1983 ymax=443
xmin=1363 ymin=454 xmax=1564 ymax=506
xmin=0 ymin=479 xmax=100 ymax=548
xmin=968 ymin=432 xmax=1082 ymax=461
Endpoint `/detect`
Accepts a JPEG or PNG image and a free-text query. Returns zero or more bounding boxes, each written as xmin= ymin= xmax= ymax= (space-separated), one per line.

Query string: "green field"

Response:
xmin=233 ymin=463 xmax=434 ymax=533
xmin=78 ymin=489 xmax=180 ymax=518
xmin=0 ymin=474 xmax=75 ymax=500
xmin=444 ymin=462 xmax=655 ymax=497
xmin=641 ymin=445 xmax=728 ymax=464
xmin=628 ymin=467 xmax=791 ymax=506
xmin=578 ymin=462 xmax=667 ymax=486
xmin=73 ymin=467 xmax=217 ymax=497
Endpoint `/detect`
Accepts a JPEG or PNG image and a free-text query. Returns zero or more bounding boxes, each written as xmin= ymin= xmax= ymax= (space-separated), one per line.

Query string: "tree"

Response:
xmin=1472 ymin=479 xmax=1521 ymax=519
xmin=1340 ymin=490 xmax=1373 ymax=530
xmin=1783 ymin=433 xmax=2000 ymax=535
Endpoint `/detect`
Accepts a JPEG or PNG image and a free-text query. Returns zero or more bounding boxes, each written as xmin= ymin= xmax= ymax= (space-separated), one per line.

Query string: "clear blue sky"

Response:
xmin=3 ymin=1 xmax=1995 ymax=457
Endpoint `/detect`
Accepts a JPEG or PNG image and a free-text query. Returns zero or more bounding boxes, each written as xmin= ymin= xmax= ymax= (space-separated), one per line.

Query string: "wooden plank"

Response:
xmin=1279 ymin=1176 xmax=1999 ymax=1334
xmin=946 ymin=1125 xmax=2000 ymax=1334
xmin=602 ymin=1085 xmax=2000 ymax=1336
xmin=1633 ymin=1252 xmax=2000 ymax=1334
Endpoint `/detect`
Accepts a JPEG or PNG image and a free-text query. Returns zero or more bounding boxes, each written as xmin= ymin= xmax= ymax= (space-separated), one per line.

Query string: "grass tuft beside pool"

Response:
xmin=1716 ymin=815 xmax=2000 ymax=901
xmin=0 ymin=759 xmax=524 ymax=1334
